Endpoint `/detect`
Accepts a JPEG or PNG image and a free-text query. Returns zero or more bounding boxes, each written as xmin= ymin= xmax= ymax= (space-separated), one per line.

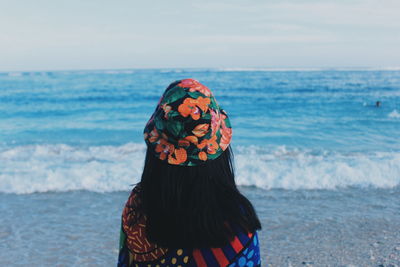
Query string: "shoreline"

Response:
xmin=0 ymin=187 xmax=399 ymax=266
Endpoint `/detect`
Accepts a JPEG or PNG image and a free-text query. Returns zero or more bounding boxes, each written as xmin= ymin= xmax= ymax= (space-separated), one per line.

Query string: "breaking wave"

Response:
xmin=0 ymin=143 xmax=399 ymax=194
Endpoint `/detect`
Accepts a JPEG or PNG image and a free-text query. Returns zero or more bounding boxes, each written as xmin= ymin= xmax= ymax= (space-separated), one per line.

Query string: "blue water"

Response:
xmin=1 ymin=69 xmax=400 ymax=150
xmin=1 ymin=69 xmax=400 ymax=266
xmin=1 ymin=69 xmax=400 ymax=193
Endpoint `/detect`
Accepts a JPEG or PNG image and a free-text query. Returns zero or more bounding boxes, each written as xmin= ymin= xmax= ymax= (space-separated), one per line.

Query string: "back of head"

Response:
xmin=138 ymin=79 xmax=261 ymax=248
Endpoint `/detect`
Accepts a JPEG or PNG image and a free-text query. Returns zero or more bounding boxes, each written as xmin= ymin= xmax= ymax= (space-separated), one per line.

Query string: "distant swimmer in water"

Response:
xmin=376 ymin=101 xmax=381 ymax=107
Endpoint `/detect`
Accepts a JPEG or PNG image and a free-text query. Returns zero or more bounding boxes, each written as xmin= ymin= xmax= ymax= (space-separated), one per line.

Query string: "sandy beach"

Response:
xmin=1 ymin=186 xmax=399 ymax=266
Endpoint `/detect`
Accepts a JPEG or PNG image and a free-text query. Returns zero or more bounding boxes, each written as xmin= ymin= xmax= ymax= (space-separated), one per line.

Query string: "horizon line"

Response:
xmin=2 ymin=66 xmax=400 ymax=74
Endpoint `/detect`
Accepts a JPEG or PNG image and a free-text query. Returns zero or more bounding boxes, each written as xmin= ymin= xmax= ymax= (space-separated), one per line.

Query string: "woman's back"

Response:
xmin=117 ymin=79 xmax=261 ymax=266
xmin=118 ymin=186 xmax=261 ymax=267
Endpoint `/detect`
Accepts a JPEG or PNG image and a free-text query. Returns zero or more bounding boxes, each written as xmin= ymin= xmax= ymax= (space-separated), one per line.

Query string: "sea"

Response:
xmin=0 ymin=69 xmax=399 ymax=266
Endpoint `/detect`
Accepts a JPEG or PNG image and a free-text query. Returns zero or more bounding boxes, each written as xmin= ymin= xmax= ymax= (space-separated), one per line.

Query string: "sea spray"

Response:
xmin=1 ymin=143 xmax=399 ymax=194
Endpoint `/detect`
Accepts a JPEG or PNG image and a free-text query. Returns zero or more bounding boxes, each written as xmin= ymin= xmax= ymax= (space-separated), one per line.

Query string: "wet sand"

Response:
xmin=0 ymin=187 xmax=399 ymax=266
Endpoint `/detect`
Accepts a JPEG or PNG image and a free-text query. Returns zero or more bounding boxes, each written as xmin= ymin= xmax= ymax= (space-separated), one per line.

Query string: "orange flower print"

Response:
xmin=197 ymin=135 xmax=219 ymax=154
xmin=155 ymin=139 xmax=175 ymax=160
xmin=220 ymin=112 xmax=229 ymax=129
xmin=184 ymin=135 xmax=198 ymax=144
xmin=161 ymin=104 xmax=172 ymax=119
xmin=178 ymin=98 xmax=201 ymax=120
xmin=178 ymin=139 xmax=190 ymax=147
xmin=178 ymin=135 xmax=199 ymax=147
xmin=178 ymin=97 xmax=210 ymax=120
xmin=168 ymin=147 xmax=187 ymax=165
xmin=178 ymin=79 xmax=211 ymax=97
xmin=210 ymin=109 xmax=221 ymax=136
xmin=192 ymin=124 xmax=209 ymax=137
xmin=219 ymin=127 xmax=232 ymax=151
xmin=198 ymin=151 xmax=207 ymax=161
xmin=196 ymin=97 xmax=211 ymax=113
xmin=148 ymin=127 xmax=159 ymax=143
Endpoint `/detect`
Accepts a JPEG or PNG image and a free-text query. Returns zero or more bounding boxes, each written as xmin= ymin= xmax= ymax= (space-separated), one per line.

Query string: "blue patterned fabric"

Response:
xmin=228 ymin=233 xmax=261 ymax=267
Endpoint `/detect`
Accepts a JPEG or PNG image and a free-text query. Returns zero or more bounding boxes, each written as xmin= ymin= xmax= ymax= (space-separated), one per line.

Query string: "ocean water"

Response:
xmin=1 ymin=69 xmax=400 ymax=266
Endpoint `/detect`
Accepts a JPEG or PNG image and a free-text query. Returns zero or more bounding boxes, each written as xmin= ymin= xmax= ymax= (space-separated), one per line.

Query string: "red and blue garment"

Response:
xmin=118 ymin=187 xmax=261 ymax=267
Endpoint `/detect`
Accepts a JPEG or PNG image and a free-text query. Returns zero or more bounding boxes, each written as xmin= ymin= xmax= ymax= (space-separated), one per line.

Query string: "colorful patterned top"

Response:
xmin=118 ymin=187 xmax=261 ymax=267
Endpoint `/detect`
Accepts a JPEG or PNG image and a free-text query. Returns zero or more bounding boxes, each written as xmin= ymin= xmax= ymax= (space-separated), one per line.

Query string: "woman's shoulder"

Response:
xmin=123 ymin=185 xmax=142 ymax=211
xmin=120 ymin=184 xmax=170 ymax=262
xmin=130 ymin=184 xmax=141 ymax=198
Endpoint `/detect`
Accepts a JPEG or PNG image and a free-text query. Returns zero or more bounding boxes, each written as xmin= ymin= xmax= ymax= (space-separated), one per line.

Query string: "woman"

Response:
xmin=118 ymin=79 xmax=262 ymax=267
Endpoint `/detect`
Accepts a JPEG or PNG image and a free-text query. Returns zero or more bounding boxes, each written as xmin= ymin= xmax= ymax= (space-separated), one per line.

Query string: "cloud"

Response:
xmin=193 ymin=0 xmax=400 ymax=28
xmin=0 ymin=0 xmax=399 ymax=70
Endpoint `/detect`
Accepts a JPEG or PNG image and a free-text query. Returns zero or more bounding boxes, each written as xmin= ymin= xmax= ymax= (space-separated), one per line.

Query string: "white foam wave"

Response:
xmin=0 ymin=144 xmax=399 ymax=194
xmin=0 ymin=143 xmax=146 ymax=194
xmin=388 ymin=109 xmax=400 ymax=118
xmin=7 ymin=72 xmax=23 ymax=77
xmin=235 ymin=146 xmax=400 ymax=190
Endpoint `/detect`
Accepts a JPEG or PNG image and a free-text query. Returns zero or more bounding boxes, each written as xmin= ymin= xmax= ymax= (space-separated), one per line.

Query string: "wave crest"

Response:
xmin=0 ymin=144 xmax=399 ymax=194
xmin=388 ymin=109 xmax=400 ymax=118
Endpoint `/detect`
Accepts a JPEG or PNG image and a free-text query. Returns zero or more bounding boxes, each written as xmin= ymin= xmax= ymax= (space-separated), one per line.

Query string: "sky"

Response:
xmin=0 ymin=0 xmax=399 ymax=71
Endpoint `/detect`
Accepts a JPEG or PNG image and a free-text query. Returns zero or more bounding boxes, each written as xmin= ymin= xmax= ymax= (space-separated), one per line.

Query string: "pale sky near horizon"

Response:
xmin=1 ymin=0 xmax=399 ymax=72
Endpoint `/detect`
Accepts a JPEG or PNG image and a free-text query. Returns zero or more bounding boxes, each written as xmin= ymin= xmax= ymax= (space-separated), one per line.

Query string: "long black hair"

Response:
xmin=138 ymin=145 xmax=261 ymax=249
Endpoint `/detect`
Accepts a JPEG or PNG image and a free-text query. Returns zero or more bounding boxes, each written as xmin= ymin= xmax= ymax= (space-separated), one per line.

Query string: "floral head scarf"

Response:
xmin=144 ymin=78 xmax=232 ymax=166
